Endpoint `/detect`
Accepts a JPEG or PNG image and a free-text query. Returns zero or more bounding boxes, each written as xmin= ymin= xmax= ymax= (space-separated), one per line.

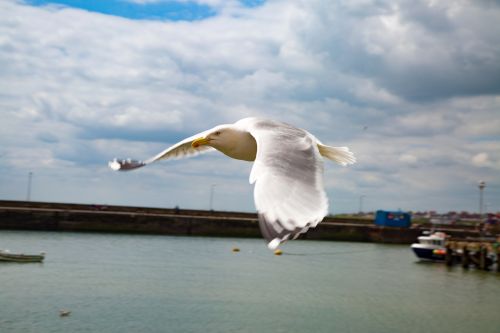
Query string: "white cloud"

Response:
xmin=0 ymin=0 xmax=499 ymax=213
xmin=472 ymin=152 xmax=489 ymax=167
xmin=399 ymin=154 xmax=418 ymax=165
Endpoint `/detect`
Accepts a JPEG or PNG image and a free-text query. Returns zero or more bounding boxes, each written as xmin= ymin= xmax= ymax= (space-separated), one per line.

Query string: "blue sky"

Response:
xmin=26 ymin=0 xmax=265 ymax=20
xmin=1 ymin=0 xmax=499 ymax=214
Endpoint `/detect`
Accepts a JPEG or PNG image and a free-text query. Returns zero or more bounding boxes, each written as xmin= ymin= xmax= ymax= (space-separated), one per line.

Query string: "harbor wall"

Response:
xmin=0 ymin=200 xmax=479 ymax=244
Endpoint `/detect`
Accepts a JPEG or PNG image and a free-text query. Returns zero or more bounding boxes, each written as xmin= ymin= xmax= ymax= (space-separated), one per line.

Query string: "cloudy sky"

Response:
xmin=1 ymin=0 xmax=499 ymax=214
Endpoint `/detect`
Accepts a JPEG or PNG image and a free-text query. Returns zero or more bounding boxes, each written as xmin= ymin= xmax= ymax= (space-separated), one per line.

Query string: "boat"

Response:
xmin=0 ymin=250 xmax=45 ymax=263
xmin=411 ymin=231 xmax=447 ymax=261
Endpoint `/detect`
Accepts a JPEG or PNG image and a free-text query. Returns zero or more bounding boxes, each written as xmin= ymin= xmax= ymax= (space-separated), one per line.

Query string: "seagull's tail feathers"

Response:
xmin=318 ymin=144 xmax=356 ymax=166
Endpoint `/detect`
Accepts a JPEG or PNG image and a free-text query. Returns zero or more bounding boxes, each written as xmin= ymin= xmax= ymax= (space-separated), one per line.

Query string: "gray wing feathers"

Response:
xmin=144 ymin=132 xmax=215 ymax=163
xmin=109 ymin=130 xmax=215 ymax=171
xmin=245 ymin=119 xmax=328 ymax=246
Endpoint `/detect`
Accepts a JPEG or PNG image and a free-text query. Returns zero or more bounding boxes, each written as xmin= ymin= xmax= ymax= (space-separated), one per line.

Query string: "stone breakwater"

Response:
xmin=0 ymin=200 xmax=479 ymax=244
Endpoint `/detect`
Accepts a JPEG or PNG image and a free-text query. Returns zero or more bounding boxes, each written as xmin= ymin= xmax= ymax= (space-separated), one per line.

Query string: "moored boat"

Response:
xmin=411 ymin=231 xmax=447 ymax=261
xmin=0 ymin=250 xmax=45 ymax=263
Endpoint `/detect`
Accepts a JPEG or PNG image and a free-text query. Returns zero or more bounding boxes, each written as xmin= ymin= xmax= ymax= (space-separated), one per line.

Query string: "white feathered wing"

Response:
xmin=109 ymin=130 xmax=215 ymax=171
xmin=239 ymin=118 xmax=328 ymax=249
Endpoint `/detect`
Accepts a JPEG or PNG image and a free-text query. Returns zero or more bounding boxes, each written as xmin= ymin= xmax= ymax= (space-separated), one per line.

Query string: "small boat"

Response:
xmin=59 ymin=309 xmax=71 ymax=317
xmin=0 ymin=250 xmax=45 ymax=263
xmin=411 ymin=231 xmax=447 ymax=261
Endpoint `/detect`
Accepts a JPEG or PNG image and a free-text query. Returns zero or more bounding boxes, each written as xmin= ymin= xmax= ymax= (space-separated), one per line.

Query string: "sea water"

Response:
xmin=0 ymin=230 xmax=499 ymax=333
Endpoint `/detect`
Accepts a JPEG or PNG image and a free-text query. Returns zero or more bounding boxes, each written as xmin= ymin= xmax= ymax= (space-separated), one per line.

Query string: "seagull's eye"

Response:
xmin=215 ymin=131 xmax=221 ymax=136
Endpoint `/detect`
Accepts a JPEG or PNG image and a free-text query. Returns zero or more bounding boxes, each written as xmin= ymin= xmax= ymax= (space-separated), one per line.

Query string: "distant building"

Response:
xmin=375 ymin=210 xmax=412 ymax=228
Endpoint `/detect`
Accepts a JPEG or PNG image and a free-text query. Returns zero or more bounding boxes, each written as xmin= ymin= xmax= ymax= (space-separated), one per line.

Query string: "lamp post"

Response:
xmin=359 ymin=195 xmax=366 ymax=214
xmin=478 ymin=181 xmax=485 ymax=218
xmin=27 ymin=171 xmax=33 ymax=201
xmin=209 ymin=184 xmax=216 ymax=211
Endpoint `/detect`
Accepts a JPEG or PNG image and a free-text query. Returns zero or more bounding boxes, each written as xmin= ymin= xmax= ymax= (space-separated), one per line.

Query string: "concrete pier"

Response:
xmin=0 ymin=200 xmax=482 ymax=244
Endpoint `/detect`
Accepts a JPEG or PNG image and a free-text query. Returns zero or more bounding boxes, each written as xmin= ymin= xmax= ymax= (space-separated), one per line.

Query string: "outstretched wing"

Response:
xmin=239 ymin=118 xmax=328 ymax=249
xmin=109 ymin=130 xmax=215 ymax=171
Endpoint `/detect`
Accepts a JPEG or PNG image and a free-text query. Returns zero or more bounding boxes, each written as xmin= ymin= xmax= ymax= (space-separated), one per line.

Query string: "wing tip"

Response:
xmin=108 ymin=158 xmax=146 ymax=171
xmin=267 ymin=238 xmax=281 ymax=250
xmin=108 ymin=159 xmax=121 ymax=171
xmin=258 ymin=211 xmax=326 ymax=251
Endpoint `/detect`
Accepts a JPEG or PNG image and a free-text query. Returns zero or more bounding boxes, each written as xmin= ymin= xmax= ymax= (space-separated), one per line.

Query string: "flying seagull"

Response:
xmin=109 ymin=117 xmax=355 ymax=250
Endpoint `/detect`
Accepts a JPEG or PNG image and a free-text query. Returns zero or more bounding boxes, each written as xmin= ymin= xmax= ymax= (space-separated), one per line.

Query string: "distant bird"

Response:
xmin=109 ymin=117 xmax=355 ymax=250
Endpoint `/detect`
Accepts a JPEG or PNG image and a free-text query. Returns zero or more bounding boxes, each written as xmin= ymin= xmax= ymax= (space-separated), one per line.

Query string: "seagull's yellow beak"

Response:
xmin=191 ymin=137 xmax=211 ymax=148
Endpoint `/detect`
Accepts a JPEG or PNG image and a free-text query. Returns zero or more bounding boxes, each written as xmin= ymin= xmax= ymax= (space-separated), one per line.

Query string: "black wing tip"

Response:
xmin=108 ymin=158 xmax=146 ymax=171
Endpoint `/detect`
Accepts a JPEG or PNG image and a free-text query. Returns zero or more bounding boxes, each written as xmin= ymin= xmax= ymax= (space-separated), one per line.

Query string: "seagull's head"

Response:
xmin=191 ymin=124 xmax=257 ymax=161
xmin=191 ymin=125 xmax=234 ymax=150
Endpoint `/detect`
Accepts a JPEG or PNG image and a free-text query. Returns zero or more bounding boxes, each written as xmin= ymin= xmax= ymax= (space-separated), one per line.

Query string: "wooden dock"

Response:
xmin=445 ymin=238 xmax=500 ymax=272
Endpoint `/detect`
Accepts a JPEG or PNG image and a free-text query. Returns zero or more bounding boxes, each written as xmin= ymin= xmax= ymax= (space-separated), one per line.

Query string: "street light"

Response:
xmin=359 ymin=195 xmax=366 ymax=214
xmin=478 ymin=181 xmax=486 ymax=220
xmin=209 ymin=184 xmax=216 ymax=211
xmin=27 ymin=171 xmax=33 ymax=201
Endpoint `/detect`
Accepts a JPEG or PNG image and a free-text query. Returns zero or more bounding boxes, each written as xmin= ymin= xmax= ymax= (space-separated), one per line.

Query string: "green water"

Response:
xmin=0 ymin=231 xmax=499 ymax=333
